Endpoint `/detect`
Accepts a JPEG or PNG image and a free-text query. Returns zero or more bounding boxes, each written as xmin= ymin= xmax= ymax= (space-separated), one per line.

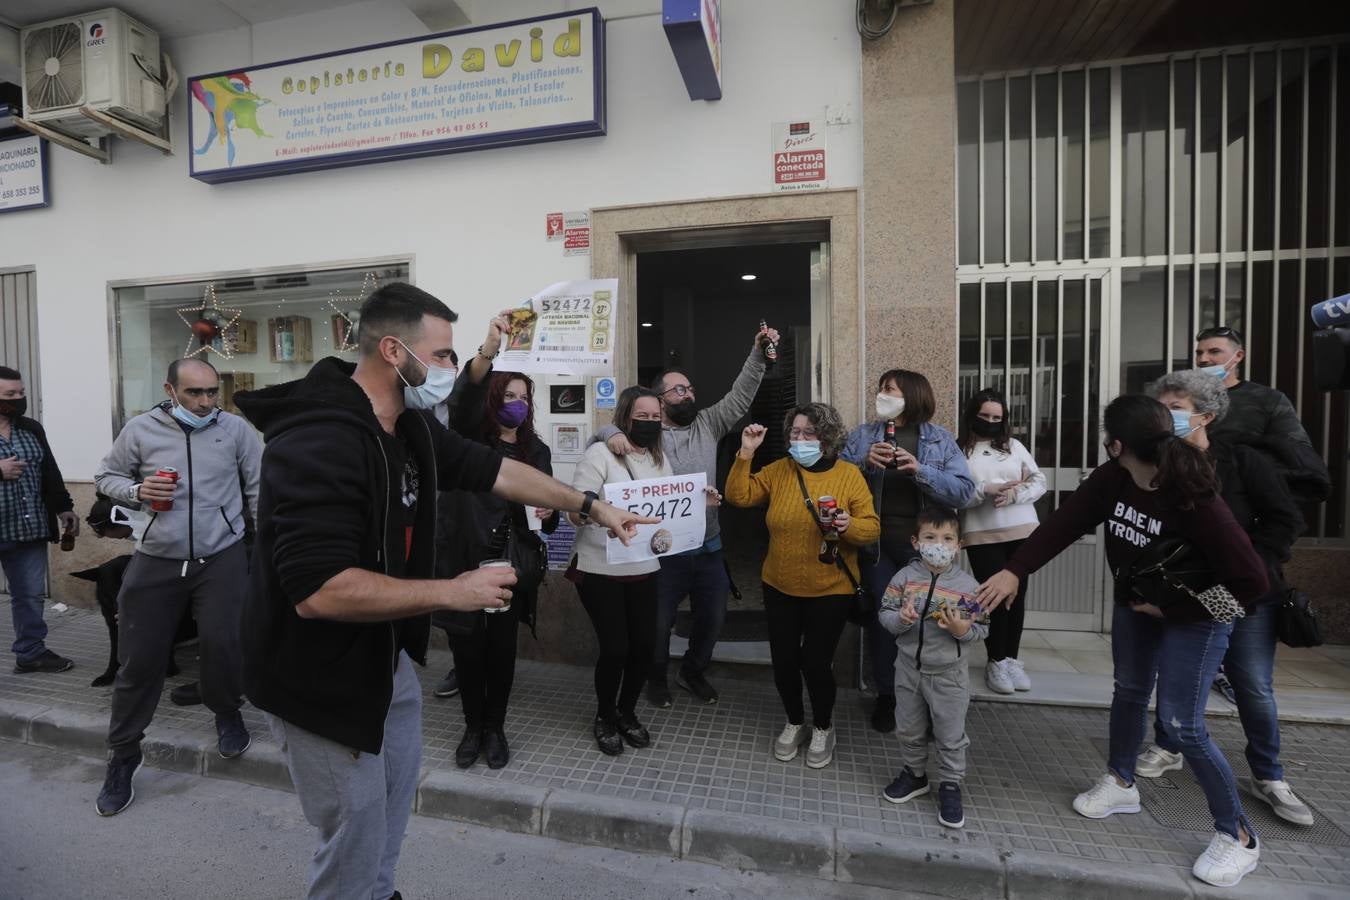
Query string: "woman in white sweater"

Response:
xmin=958 ymin=389 xmax=1046 ymax=695
xmin=569 ymin=386 xmax=672 ymax=756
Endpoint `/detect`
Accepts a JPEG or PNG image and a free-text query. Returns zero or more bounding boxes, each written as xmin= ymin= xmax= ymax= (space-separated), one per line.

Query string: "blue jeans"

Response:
xmin=0 ymin=539 xmax=50 ymax=662
xmin=653 ymin=549 xmax=729 ymax=677
xmin=862 ymin=547 xmax=918 ymax=698
xmin=1153 ymin=599 xmax=1282 ymax=781
xmin=1109 ymin=603 xmax=1252 ymax=840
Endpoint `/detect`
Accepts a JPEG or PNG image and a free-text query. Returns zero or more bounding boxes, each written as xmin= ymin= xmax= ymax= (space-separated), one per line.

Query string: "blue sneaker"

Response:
xmin=938 ymin=781 xmax=965 ymax=829
xmin=882 ymin=767 xmax=929 ymax=804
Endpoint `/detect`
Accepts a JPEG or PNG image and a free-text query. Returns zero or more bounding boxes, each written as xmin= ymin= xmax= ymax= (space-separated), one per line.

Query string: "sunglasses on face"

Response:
xmin=1195 ymin=326 xmax=1243 ymax=344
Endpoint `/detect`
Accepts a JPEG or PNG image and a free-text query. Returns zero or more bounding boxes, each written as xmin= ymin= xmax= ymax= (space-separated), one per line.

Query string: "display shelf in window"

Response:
xmin=224 ymin=319 xmax=258 ymax=355
xmin=220 ymin=372 xmax=256 ymax=414
xmin=268 ymin=316 xmax=314 ymax=363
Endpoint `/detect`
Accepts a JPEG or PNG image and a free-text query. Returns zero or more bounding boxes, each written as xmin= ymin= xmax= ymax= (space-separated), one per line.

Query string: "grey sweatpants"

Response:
xmin=106 ymin=542 xmax=246 ymax=756
xmin=894 ymin=661 xmax=972 ymax=783
xmin=269 ymin=651 xmax=423 ymax=900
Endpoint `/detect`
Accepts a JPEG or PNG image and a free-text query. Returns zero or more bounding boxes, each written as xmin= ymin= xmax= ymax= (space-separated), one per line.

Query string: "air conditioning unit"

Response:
xmin=20 ymin=7 xmax=164 ymax=140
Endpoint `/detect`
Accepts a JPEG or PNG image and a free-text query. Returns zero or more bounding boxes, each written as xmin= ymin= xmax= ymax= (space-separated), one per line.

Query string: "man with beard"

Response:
xmin=598 ymin=324 xmax=780 ymax=707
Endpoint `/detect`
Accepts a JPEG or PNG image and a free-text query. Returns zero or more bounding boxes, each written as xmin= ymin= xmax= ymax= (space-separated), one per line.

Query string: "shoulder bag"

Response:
xmin=1118 ymin=537 xmax=1246 ymax=624
xmin=793 ymin=467 xmax=872 ymax=624
xmin=1274 ymin=588 xmax=1323 ymax=648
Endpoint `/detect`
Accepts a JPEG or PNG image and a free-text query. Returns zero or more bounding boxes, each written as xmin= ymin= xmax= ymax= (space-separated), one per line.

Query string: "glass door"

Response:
xmin=957 ymin=270 xmax=1111 ymax=631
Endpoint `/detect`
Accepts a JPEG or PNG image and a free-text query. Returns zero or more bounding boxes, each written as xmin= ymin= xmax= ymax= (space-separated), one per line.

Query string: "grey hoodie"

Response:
xmin=94 ymin=402 xmax=261 ymax=560
xmin=594 ymin=349 xmax=766 ymax=546
xmin=879 ymin=558 xmax=988 ymax=674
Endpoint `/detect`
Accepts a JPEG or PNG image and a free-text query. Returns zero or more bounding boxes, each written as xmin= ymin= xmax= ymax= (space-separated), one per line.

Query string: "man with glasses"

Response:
xmin=598 ymin=324 xmax=780 ymax=707
xmin=92 ymin=357 xmax=262 ymax=816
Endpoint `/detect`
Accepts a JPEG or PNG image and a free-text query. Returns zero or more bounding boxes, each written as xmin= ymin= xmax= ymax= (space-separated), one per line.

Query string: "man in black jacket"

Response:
xmin=1195 ymin=326 xmax=1331 ymax=502
xmin=234 ymin=284 xmax=650 ymax=900
xmin=0 ymin=366 xmax=79 ymax=674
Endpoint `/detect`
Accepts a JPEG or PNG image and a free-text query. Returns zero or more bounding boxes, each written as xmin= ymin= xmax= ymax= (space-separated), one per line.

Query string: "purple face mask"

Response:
xmin=496 ymin=399 xmax=529 ymax=429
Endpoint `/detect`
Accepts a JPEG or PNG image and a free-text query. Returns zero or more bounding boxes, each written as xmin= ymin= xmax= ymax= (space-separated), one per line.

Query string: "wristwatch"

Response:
xmin=579 ymin=490 xmax=598 ymax=521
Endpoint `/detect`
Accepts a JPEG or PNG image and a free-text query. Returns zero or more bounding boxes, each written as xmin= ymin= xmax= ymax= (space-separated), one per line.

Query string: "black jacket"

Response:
xmin=1212 ymin=440 xmax=1305 ymax=595
xmin=1209 ymin=381 xmax=1331 ymax=503
xmin=234 ymin=358 xmax=503 ymax=754
xmin=433 ymin=375 xmax=558 ymax=636
xmin=10 ymin=416 xmax=74 ymax=542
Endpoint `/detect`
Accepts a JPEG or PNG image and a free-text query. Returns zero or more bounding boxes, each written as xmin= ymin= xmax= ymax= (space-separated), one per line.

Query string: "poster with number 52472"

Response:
xmin=603 ymin=473 xmax=707 ymax=564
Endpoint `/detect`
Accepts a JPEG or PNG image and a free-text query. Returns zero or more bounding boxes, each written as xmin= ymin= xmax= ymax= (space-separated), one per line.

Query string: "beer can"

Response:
xmin=817 ymin=496 xmax=838 ymax=523
xmin=151 ymin=466 xmax=179 ymax=512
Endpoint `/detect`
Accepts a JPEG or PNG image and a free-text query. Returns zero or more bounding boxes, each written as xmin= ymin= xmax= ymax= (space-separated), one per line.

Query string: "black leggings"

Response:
xmin=965 ymin=539 xmax=1028 ymax=662
xmin=448 ymin=606 xmax=519 ymax=729
xmin=577 ymin=574 xmax=658 ymax=720
xmin=762 ymin=584 xmax=852 ymax=729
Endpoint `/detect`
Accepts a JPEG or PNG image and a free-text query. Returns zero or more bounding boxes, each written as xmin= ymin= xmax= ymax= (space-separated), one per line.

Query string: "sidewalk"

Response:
xmin=4 ymin=606 xmax=1349 ymax=899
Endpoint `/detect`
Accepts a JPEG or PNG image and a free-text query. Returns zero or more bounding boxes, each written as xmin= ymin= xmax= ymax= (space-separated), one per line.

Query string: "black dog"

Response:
xmin=76 ymin=497 xmax=199 ymax=695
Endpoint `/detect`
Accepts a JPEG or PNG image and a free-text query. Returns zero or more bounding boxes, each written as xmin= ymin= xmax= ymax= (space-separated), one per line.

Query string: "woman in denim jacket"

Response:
xmin=842 ymin=369 xmax=976 ymax=732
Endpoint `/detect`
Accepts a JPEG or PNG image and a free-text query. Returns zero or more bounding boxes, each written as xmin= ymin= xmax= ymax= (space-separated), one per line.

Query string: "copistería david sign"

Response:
xmin=188 ymin=9 xmax=605 ymax=183
xmin=604 ymin=473 xmax=708 ymax=564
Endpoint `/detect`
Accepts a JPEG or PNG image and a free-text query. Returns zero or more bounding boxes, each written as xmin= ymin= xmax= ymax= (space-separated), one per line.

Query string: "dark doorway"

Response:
xmin=636 ymin=242 xmax=818 ymax=622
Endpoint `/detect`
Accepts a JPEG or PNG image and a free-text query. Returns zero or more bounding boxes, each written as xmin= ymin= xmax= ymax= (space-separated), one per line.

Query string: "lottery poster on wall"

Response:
xmin=603 ymin=473 xmax=707 ymax=564
xmin=499 ymin=278 xmax=617 ymax=376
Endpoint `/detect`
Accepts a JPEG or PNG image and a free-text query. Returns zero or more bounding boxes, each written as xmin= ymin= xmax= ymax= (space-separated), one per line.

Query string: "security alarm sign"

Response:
xmin=771 ymin=118 xmax=827 ymax=192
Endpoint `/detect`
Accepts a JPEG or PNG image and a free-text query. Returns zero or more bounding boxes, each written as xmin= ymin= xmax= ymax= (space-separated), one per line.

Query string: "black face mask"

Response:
xmin=665 ymin=399 xmax=697 ymax=427
xmin=628 ymin=419 xmax=663 ymax=449
xmin=970 ymin=418 xmax=1002 ymax=438
xmin=0 ymin=397 xmax=27 ymax=419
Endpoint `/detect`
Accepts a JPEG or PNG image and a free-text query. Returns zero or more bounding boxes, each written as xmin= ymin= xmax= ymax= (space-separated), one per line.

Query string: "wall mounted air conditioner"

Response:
xmin=20 ymin=7 xmax=163 ymax=140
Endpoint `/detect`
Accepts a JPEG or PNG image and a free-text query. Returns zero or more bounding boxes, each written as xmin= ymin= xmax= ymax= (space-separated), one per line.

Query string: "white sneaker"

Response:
xmin=1192 ymin=832 xmax=1259 ymax=887
xmin=984 ymin=659 xmax=1015 ymax=695
xmin=1006 ymin=657 xmax=1031 ymax=691
xmin=774 ymin=723 xmax=809 ymax=762
xmin=1072 ymin=774 xmax=1141 ymax=819
xmin=1135 ymin=744 xmax=1184 ymax=778
xmin=1249 ymin=778 xmax=1315 ymax=826
xmin=805 ymin=726 xmax=836 ymax=769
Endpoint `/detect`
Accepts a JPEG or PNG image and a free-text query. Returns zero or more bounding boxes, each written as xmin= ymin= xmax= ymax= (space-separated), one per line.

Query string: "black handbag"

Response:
xmin=504 ymin=518 xmax=547 ymax=596
xmin=1274 ymin=588 xmax=1323 ymax=648
xmin=793 ymin=468 xmax=872 ymax=624
xmin=1117 ymin=537 xmax=1245 ymax=624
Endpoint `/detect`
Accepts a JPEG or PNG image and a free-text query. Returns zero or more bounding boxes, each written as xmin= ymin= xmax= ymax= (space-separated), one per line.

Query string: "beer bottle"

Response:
xmin=758 ymin=319 xmax=777 ymax=362
xmin=885 ymin=419 xmax=899 ymax=469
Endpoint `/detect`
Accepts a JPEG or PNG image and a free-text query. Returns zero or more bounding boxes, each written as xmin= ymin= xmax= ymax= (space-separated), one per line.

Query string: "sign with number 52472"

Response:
xmin=603 ymin=472 xmax=707 ymax=564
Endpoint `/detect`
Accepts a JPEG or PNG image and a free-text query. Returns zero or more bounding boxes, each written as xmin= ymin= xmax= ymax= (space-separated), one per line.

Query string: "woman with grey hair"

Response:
xmin=726 ymin=402 xmax=880 ymax=768
xmin=1139 ymin=369 xmax=1313 ymax=827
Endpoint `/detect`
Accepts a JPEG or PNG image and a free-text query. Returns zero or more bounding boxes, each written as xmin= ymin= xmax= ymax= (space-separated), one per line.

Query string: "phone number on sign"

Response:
xmin=1 ymin=186 xmax=41 ymax=200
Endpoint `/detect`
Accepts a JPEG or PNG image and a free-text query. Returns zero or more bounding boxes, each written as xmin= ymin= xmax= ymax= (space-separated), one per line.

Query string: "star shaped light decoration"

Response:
xmin=325 ymin=271 xmax=377 ymax=353
xmin=177 ymin=284 xmax=244 ymax=359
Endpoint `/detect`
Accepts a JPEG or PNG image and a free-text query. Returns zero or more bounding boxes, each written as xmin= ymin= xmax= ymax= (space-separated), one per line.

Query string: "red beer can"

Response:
xmin=817 ymin=495 xmax=839 ymax=563
xmin=151 ymin=466 xmax=179 ymax=512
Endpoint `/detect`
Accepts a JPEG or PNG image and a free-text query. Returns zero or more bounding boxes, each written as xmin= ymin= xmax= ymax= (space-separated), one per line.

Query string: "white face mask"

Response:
xmin=393 ymin=340 xmax=457 ymax=410
xmin=917 ymin=541 xmax=957 ymax=569
xmin=875 ymin=393 xmax=906 ymax=421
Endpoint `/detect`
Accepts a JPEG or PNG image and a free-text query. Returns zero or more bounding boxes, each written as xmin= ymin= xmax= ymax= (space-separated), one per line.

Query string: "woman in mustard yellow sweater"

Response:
xmin=725 ymin=402 xmax=879 ymax=768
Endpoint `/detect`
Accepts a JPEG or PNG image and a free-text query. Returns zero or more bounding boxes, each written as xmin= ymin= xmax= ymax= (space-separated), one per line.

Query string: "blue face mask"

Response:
xmin=171 ymin=403 xmax=218 ymax=430
xmin=1196 ymin=354 xmax=1237 ymax=379
xmin=394 ymin=340 xmax=457 ymax=410
xmin=788 ymin=440 xmax=823 ymax=467
xmin=1170 ymin=409 xmax=1202 ymax=438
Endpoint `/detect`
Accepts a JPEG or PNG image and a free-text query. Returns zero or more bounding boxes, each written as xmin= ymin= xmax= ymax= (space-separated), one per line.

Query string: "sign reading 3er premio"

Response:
xmin=188 ymin=9 xmax=605 ymax=183
xmin=604 ymin=473 xmax=707 ymax=564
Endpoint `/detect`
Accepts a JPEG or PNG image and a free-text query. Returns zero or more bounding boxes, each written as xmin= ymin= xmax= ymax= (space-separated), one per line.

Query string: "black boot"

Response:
xmin=616 ymin=711 xmax=651 ymax=749
xmin=593 ymin=715 xmax=624 ymax=756
xmin=456 ymin=726 xmax=483 ymax=769
xmin=484 ymin=726 xmax=510 ymax=769
xmin=646 ymin=663 xmax=671 ymax=709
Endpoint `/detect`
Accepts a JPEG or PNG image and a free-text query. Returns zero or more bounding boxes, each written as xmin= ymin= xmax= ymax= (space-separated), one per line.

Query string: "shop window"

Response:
xmin=109 ymin=261 xmax=411 ymax=433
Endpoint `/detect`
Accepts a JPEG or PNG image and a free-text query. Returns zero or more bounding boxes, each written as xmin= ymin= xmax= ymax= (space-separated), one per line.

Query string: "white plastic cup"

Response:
xmin=480 ymin=559 xmax=512 ymax=613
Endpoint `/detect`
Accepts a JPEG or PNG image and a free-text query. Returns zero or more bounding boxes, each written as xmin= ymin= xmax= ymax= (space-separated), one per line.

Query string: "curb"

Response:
xmin=0 ymin=700 xmax=1325 ymax=899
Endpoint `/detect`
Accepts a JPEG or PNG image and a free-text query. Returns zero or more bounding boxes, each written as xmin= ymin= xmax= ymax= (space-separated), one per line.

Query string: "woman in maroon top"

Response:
xmin=974 ymin=395 xmax=1269 ymax=889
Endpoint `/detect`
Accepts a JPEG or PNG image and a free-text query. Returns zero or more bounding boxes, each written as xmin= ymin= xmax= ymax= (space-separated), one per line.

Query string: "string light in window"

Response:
xmin=178 ymin=283 xmax=244 ymax=359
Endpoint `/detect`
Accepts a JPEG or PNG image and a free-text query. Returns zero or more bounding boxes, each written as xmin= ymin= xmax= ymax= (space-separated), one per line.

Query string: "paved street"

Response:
xmin=0 ymin=740 xmax=919 ymax=900
xmin=3 ymin=607 xmax=1350 ymax=898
